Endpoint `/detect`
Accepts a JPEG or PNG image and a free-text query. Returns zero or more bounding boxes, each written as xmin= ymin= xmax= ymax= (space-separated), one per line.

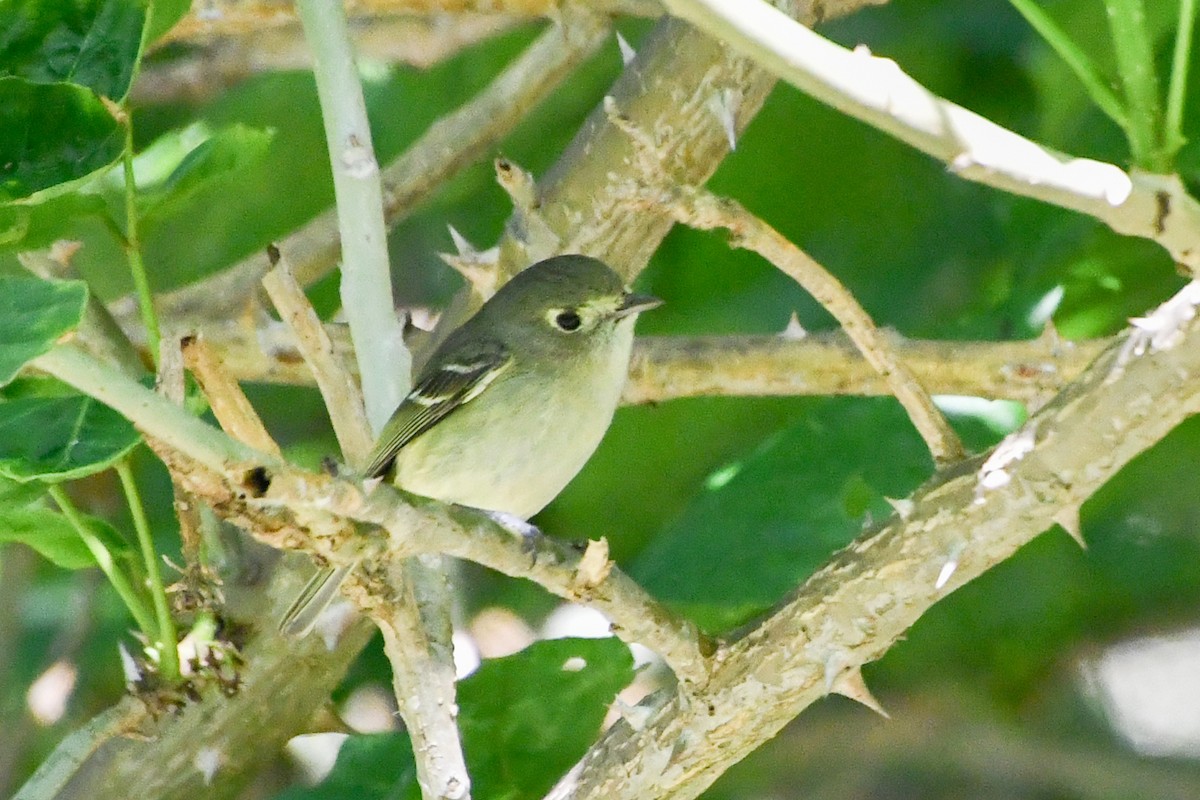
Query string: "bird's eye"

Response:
xmin=554 ymin=310 xmax=582 ymax=331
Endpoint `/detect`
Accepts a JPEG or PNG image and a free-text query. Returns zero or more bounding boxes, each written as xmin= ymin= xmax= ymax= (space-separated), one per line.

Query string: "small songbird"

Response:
xmin=280 ymin=254 xmax=662 ymax=635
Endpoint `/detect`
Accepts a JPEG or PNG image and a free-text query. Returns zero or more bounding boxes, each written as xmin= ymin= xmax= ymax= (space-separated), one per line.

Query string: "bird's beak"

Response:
xmin=612 ymin=291 xmax=663 ymax=319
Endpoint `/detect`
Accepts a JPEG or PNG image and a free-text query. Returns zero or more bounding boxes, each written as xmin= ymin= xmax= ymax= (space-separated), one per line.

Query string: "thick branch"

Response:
xmin=493 ymin=0 xmax=888 ymax=280
xmin=545 ymin=282 xmax=1200 ymax=799
xmin=662 ymin=0 xmax=1200 ymax=273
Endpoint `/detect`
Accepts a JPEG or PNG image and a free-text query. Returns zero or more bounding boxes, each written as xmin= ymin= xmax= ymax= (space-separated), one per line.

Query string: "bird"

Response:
xmin=279 ymin=254 xmax=662 ymax=635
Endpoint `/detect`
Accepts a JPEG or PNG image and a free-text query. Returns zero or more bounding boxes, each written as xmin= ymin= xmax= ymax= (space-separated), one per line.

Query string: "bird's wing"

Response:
xmin=361 ymin=341 xmax=513 ymax=478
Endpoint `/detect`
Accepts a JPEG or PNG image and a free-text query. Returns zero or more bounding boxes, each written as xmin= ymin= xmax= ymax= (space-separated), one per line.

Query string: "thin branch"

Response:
xmin=1164 ymin=0 xmax=1198 ymax=160
xmin=195 ymin=314 xmax=1107 ymax=405
xmin=297 ymin=0 xmax=408 ymax=427
xmin=655 ymin=185 xmax=964 ymax=463
xmin=624 ymin=331 xmax=1107 ymax=407
xmin=544 ymin=280 xmax=1200 ymax=800
xmin=136 ymin=16 xmax=517 ymax=105
xmin=1105 ymin=0 xmax=1165 ymax=170
xmin=120 ymin=9 xmax=610 ymax=335
xmin=660 ymin=0 xmax=1200 ymax=273
xmin=47 ymin=485 xmax=157 ymax=639
xmin=262 ymin=247 xmax=373 ymax=462
xmin=160 ymin=0 xmax=657 ymax=44
xmin=116 ymin=458 xmax=181 ymax=682
xmin=122 ymin=112 xmax=162 ymax=366
xmin=181 ymin=335 xmax=281 ymax=456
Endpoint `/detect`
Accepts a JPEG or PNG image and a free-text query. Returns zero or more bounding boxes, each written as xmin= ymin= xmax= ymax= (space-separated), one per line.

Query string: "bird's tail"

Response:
xmin=278 ymin=563 xmax=354 ymax=637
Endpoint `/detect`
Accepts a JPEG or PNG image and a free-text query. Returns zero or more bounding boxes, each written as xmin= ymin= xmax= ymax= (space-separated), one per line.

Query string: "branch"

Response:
xmin=648 ymin=183 xmax=964 ymax=463
xmin=137 ymin=15 xmax=517 ymax=105
xmin=117 ymin=9 xmax=610 ymax=331
xmin=159 ymin=0 xmax=657 ymax=45
xmin=296 ymin=2 xmax=470 ymax=796
xmin=262 ymin=249 xmax=373 ymax=462
xmin=491 ymin=0 xmax=888 ymax=281
xmin=661 ymin=0 xmax=1200 ymax=273
xmin=624 ymin=331 xmax=1106 ymax=407
xmin=187 ymin=313 xmax=1106 ymax=407
xmin=544 ymin=281 xmax=1200 ymax=800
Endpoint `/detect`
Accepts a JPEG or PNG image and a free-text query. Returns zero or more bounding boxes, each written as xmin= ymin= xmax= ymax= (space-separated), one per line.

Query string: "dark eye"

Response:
xmin=554 ymin=310 xmax=582 ymax=331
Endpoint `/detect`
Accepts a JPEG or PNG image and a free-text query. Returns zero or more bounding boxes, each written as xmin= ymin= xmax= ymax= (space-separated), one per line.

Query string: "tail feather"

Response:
xmin=278 ymin=563 xmax=354 ymax=637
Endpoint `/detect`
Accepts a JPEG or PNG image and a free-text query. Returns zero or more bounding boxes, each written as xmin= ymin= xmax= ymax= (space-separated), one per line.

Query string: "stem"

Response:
xmin=1105 ymin=0 xmax=1167 ymax=169
xmin=117 ymin=458 xmax=180 ymax=682
xmin=294 ymin=0 xmax=409 ymax=429
xmin=122 ymin=113 xmax=161 ymax=366
xmin=1164 ymin=0 xmax=1198 ymax=160
xmin=1007 ymin=0 xmax=1130 ymax=131
xmin=47 ymin=484 xmax=157 ymax=639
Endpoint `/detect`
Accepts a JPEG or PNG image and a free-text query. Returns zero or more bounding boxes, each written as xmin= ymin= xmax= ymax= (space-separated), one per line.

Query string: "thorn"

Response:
xmin=884 ymin=496 xmax=914 ymax=520
xmin=705 ymin=88 xmax=741 ymax=151
xmin=1037 ymin=318 xmax=1062 ymax=351
xmin=447 ymin=224 xmax=476 ymax=257
xmin=118 ymin=642 xmax=141 ymax=685
xmin=935 ymin=542 xmax=965 ymax=591
xmin=616 ymin=31 xmax=636 ymax=65
xmin=194 ymin=747 xmax=222 ymax=785
xmin=574 ymin=538 xmax=613 ymax=590
xmin=780 ymin=311 xmax=807 ymax=340
xmin=1054 ymin=506 xmax=1086 ymax=550
xmin=438 ymin=246 xmax=501 ymax=299
xmin=614 ymin=696 xmax=654 ymax=731
xmin=831 ymin=667 xmax=890 ymax=718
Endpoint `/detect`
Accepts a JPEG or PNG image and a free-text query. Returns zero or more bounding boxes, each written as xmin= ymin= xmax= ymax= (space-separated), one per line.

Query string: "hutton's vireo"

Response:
xmin=280 ymin=254 xmax=661 ymax=635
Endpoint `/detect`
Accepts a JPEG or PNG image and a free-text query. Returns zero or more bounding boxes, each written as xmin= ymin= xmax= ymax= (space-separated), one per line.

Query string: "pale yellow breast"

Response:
xmin=392 ymin=320 xmax=635 ymax=519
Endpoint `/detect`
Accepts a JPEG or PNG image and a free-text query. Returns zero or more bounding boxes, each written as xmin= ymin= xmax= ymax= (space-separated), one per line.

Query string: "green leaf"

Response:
xmin=0 ymin=394 xmax=140 ymax=481
xmin=0 ymin=77 xmax=125 ymax=202
xmin=0 ymin=472 xmax=47 ymax=507
xmin=0 ymin=191 xmax=107 ymax=252
xmin=139 ymin=124 xmax=275 ymax=222
xmin=145 ymin=0 xmax=191 ymax=44
xmin=0 ymin=504 xmax=129 ymax=569
xmin=279 ymin=638 xmax=634 ymax=800
xmin=0 ymin=0 xmax=147 ymax=99
xmin=0 ymin=276 xmax=88 ymax=386
xmin=631 ymin=399 xmax=935 ymax=632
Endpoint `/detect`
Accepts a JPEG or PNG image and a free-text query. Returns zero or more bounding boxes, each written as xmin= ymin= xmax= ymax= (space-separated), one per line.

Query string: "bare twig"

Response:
xmin=160 ymin=0 xmax=656 ymax=45
xmin=195 ymin=315 xmax=1106 ymax=405
xmin=181 ymin=335 xmax=281 ymax=456
xmin=624 ymin=331 xmax=1107 ymax=407
xmin=262 ymin=248 xmax=373 ymax=462
xmin=158 ymin=335 xmax=205 ymax=569
xmin=658 ymin=186 xmax=964 ymax=462
xmin=661 ymin=0 xmax=1200 ymax=274
xmin=138 ymin=16 xmax=518 ymax=104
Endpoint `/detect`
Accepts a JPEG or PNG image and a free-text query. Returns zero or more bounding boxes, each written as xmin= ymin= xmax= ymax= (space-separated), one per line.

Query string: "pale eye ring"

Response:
xmin=554 ymin=310 xmax=582 ymax=331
